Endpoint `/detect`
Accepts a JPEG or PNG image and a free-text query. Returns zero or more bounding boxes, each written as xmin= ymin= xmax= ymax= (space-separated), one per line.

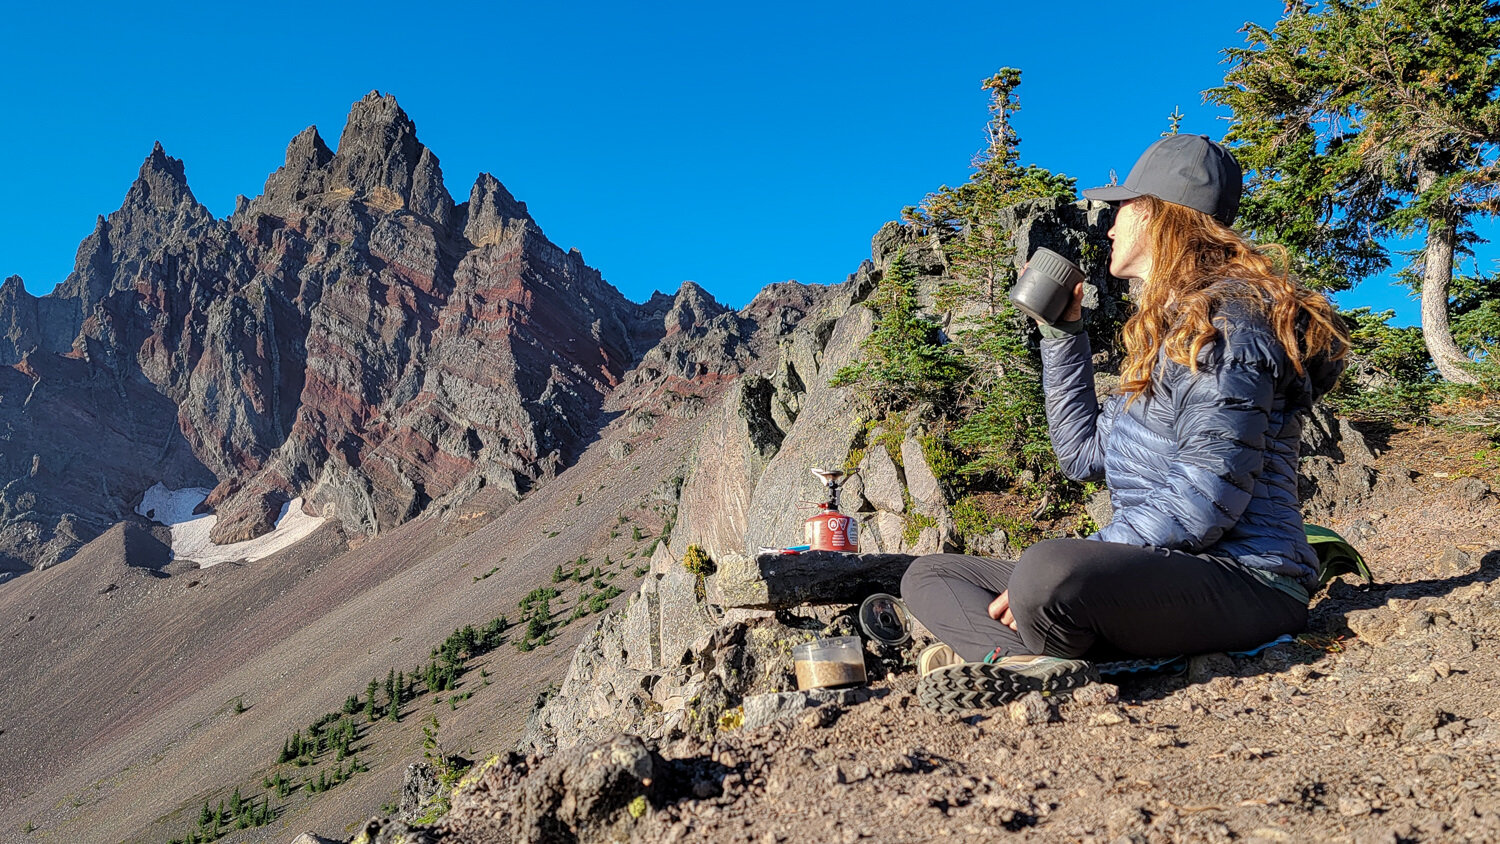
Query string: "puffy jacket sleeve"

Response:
xmin=1093 ymin=346 xmax=1277 ymax=550
xmin=1041 ymin=332 xmax=1113 ymax=482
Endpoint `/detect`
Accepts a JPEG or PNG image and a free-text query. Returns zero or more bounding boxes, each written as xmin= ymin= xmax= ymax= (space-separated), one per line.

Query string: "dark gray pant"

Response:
xmin=900 ymin=538 xmax=1308 ymax=663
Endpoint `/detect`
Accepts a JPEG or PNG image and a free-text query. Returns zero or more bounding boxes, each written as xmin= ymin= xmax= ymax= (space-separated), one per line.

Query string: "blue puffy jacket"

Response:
xmin=1042 ymin=295 xmax=1344 ymax=589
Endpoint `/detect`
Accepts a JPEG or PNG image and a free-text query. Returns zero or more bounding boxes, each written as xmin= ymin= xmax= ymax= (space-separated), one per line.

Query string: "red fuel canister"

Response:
xmin=805 ymin=504 xmax=859 ymax=552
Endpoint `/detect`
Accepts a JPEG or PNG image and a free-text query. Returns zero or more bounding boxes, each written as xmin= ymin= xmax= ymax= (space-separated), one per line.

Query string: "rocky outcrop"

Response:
xmin=0 ymin=275 xmax=77 ymax=364
xmin=0 ymin=92 xmax=788 ymax=571
xmin=1298 ymin=405 xmax=1393 ymax=521
xmin=517 ymin=516 xmax=917 ymax=754
xmin=0 ymin=351 xmax=213 ymax=576
xmin=740 ymin=302 xmax=875 ymax=556
xmin=260 ymin=127 xmax=334 ymax=208
xmin=461 ymin=173 xmax=534 ymax=247
xmin=659 ymin=376 xmax=786 ymax=564
xmin=520 ymin=229 xmax=925 ymax=757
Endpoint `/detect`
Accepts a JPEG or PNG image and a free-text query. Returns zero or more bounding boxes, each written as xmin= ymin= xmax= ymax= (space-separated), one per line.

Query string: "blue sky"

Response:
xmin=4 ymin=0 xmax=1486 ymax=324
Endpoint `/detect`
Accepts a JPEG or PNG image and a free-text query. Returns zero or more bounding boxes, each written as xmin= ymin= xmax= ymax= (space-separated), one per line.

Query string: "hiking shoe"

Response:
xmin=917 ymin=643 xmax=964 ymax=676
xmin=917 ymin=655 xmax=1098 ymax=714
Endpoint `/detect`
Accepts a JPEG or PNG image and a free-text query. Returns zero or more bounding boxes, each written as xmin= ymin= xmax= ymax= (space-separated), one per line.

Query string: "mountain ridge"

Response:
xmin=0 ymin=91 xmax=786 ymax=579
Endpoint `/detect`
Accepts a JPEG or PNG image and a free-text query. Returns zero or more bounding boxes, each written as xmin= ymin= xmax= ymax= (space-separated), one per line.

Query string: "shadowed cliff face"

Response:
xmin=0 ymin=91 xmax=763 ymax=571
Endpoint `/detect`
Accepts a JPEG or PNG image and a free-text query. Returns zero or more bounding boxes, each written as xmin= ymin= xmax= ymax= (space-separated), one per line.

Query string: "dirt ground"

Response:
xmin=602 ymin=426 xmax=1500 ymax=843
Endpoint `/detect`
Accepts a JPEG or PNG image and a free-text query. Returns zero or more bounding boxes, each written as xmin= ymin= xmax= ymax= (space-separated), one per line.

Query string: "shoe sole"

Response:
xmin=917 ymin=659 xmax=1099 ymax=714
xmin=917 ymin=645 xmax=959 ymax=676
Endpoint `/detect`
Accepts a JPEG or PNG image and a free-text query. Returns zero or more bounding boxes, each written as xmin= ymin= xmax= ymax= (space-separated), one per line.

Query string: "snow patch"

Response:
xmin=135 ymin=483 xmax=326 ymax=567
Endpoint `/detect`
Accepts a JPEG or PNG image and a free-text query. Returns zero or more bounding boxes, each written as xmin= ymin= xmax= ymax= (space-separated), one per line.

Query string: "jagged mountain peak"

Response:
xmin=258 ymin=125 xmax=335 ymax=208
xmin=326 ymin=91 xmax=453 ymax=225
xmin=463 ymin=172 xmax=535 ymax=245
xmin=122 ymin=141 xmax=199 ymax=214
xmin=663 ymin=280 xmax=729 ymax=335
xmin=342 ymin=90 xmax=414 ymax=139
xmin=674 ymin=279 xmax=715 ymax=301
xmin=40 ymin=142 xmax=212 ymax=314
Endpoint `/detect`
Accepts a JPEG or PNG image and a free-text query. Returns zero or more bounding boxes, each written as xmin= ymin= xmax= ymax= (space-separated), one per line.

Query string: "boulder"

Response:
xmin=717 ymin=551 xmax=916 ymax=610
xmin=521 ymin=611 xmax=662 ymax=754
xmin=861 ymin=511 xmax=910 ymax=554
xmin=1452 ymin=477 xmax=1494 ymax=510
xmin=859 ymin=443 xmax=905 ymax=514
xmin=442 ymin=737 xmax=657 ymax=844
xmin=1299 ymin=405 xmax=1385 ymax=520
xmin=1434 ymin=547 xmax=1480 ymax=578
xmin=510 ymin=735 xmax=655 ymax=842
xmin=622 ymin=577 xmax=661 ymax=671
xmin=1299 ymin=456 xmax=1379 ymax=521
xmin=840 ymin=471 xmax=868 ymax=514
xmin=964 ymin=527 xmax=1010 ymax=558
xmin=900 ymin=436 xmax=945 ymax=516
xmin=398 ymin=762 xmax=441 ymax=823
xmin=740 ymin=687 xmax=875 ymax=731
xmin=910 ymin=526 xmax=944 ymax=556
xmin=658 ymin=564 xmax=716 ymax=667
xmin=349 ymin=817 xmax=438 ymax=844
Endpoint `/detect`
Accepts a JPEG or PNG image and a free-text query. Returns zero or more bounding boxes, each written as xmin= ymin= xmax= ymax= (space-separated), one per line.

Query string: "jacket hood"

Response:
xmin=1302 ymin=340 xmax=1347 ymax=402
xmin=1210 ymin=293 xmax=1345 ymax=408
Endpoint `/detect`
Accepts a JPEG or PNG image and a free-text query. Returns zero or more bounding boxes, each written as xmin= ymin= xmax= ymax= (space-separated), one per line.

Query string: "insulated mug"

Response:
xmin=1008 ymin=247 xmax=1084 ymax=325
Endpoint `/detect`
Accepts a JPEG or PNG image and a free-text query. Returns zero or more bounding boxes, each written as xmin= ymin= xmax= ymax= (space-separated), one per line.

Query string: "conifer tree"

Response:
xmin=894 ymin=68 xmax=1078 ymax=485
xmin=1210 ymin=0 xmax=1500 ymax=383
xmin=389 ymin=671 xmax=403 ymax=721
xmin=831 ymin=249 xmax=968 ymax=410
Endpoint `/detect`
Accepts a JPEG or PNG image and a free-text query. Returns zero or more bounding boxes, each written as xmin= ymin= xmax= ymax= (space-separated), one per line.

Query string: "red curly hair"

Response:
xmin=1118 ymin=195 xmax=1348 ymax=401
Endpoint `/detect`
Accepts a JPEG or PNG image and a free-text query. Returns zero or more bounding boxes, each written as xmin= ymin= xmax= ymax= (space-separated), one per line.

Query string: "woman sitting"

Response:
xmin=901 ymin=134 xmax=1349 ymax=712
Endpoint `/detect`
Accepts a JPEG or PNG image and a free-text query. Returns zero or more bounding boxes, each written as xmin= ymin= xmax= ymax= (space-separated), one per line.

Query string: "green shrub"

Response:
xmin=588 ymin=585 xmax=623 ymax=613
xmin=947 ymin=321 xmax=1062 ymax=489
xmin=682 ymin=545 xmax=714 ymax=578
xmin=950 ymin=495 xmax=1003 ymax=542
xmin=902 ymin=512 xmax=938 ymax=546
xmin=1450 ymin=269 xmax=1500 ymax=354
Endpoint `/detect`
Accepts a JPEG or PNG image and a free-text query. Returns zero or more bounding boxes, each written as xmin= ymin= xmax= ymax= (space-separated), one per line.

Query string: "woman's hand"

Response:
xmin=988 ymin=590 xmax=1018 ymax=631
xmin=1060 ymin=281 xmax=1084 ymax=323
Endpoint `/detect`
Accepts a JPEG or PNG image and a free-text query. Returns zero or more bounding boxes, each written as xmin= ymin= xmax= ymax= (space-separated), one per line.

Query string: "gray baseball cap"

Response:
xmin=1082 ymin=134 xmax=1243 ymax=225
